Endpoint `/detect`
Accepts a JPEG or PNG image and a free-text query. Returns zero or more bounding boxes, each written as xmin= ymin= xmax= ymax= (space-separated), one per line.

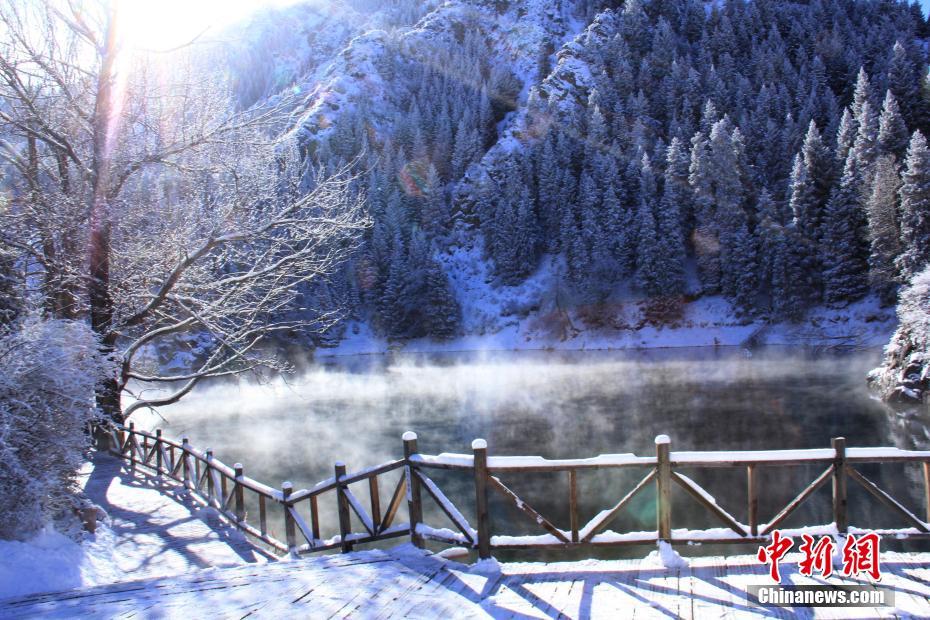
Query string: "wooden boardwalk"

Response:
xmin=3 ymin=454 xmax=929 ymax=618
xmin=3 ymin=545 xmax=930 ymax=618
xmin=76 ymin=454 xmax=271 ymax=579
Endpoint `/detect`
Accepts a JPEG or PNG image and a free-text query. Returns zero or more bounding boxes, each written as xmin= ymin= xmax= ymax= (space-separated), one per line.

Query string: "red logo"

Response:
xmin=757 ymin=531 xmax=882 ymax=582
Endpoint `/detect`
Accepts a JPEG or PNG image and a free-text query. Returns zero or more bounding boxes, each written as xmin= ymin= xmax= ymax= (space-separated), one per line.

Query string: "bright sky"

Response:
xmin=121 ymin=0 xmax=928 ymax=51
xmin=120 ymin=0 xmax=304 ymax=50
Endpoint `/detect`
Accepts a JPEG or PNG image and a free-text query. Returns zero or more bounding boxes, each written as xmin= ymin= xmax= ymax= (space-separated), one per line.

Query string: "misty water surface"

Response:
xmin=134 ymin=347 xmax=930 ymax=558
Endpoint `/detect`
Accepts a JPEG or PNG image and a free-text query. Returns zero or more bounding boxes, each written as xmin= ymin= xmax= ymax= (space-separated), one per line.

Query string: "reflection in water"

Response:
xmin=134 ymin=347 xmax=930 ymax=559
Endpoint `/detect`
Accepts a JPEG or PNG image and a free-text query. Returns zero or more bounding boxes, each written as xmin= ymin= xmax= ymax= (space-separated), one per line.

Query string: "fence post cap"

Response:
xmin=335 ymin=461 xmax=345 ymax=468
xmin=156 ymin=429 xmax=162 ymax=436
xmin=234 ymin=462 xmax=243 ymax=471
xmin=282 ymin=481 xmax=293 ymax=490
xmin=181 ymin=436 xmax=189 ymax=444
xmin=655 ymin=435 xmax=671 ymax=445
xmin=471 ymin=438 xmax=487 ymax=450
xmin=402 ymin=431 xmax=418 ymax=441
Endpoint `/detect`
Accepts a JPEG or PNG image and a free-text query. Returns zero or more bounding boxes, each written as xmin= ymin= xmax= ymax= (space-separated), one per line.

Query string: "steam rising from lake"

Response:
xmin=132 ymin=348 xmax=902 ymax=490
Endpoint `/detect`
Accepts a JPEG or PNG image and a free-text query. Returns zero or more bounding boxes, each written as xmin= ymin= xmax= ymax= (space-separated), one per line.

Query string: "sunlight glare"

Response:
xmin=119 ymin=0 xmax=305 ymax=51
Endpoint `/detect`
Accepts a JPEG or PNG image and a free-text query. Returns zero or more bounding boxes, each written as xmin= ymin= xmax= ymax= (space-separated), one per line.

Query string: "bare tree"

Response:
xmin=0 ymin=0 xmax=367 ymax=420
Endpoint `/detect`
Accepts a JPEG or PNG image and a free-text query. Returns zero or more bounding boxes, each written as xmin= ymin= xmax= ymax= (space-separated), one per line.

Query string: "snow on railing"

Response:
xmin=99 ymin=423 xmax=930 ymax=561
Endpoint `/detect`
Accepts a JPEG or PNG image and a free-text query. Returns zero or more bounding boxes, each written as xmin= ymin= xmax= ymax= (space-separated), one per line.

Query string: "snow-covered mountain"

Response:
xmin=221 ymin=0 xmax=928 ymax=352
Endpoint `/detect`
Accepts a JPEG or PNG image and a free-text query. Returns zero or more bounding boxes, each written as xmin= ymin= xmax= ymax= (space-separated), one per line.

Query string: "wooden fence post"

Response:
xmin=832 ymin=437 xmax=847 ymax=534
xmin=656 ymin=435 xmax=672 ymax=542
xmin=234 ymin=463 xmax=245 ymax=523
xmin=181 ymin=437 xmax=190 ymax=486
xmin=205 ymin=449 xmax=215 ymax=503
xmin=129 ymin=422 xmax=136 ymax=471
xmin=282 ymin=482 xmax=296 ymax=556
xmin=923 ymin=462 xmax=930 ymax=524
xmin=335 ymin=462 xmax=354 ymax=553
xmin=747 ymin=464 xmax=758 ymax=537
xmin=155 ymin=429 xmax=163 ymax=475
xmin=472 ymin=438 xmax=492 ymax=559
xmin=403 ymin=431 xmax=424 ymax=548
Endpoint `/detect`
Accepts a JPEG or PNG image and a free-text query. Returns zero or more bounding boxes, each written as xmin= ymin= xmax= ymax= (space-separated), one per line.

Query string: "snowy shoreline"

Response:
xmin=318 ymin=295 xmax=897 ymax=359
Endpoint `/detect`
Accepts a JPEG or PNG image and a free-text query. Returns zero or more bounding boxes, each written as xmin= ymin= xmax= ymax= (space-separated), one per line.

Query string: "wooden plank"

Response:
xmin=310 ymin=494 xmax=321 ymax=540
xmin=473 ymin=441 xmax=491 ymax=559
xmin=569 ymin=469 xmax=579 ymax=543
xmin=415 ymin=469 xmax=475 ymax=545
xmin=580 ymin=469 xmax=655 ymax=543
xmin=747 ymin=464 xmax=758 ymax=537
xmin=335 ymin=462 xmax=354 ymax=553
xmin=403 ymin=433 xmax=424 ymax=548
xmin=344 ymin=486 xmax=375 ymax=536
xmin=369 ymin=476 xmax=382 ymax=531
xmin=656 ymin=436 xmax=671 ymax=541
xmin=381 ymin=475 xmax=406 ymax=532
xmin=833 ymin=437 xmax=848 ymax=533
xmin=924 ymin=461 xmax=930 ymax=524
xmin=846 ymin=465 xmax=930 ymax=532
xmin=282 ymin=482 xmax=296 ymax=556
xmin=487 ymin=474 xmax=569 ymax=543
xmin=671 ymin=471 xmax=747 ymax=537
xmin=761 ymin=465 xmax=833 ymax=535
xmin=234 ymin=464 xmax=245 ymax=523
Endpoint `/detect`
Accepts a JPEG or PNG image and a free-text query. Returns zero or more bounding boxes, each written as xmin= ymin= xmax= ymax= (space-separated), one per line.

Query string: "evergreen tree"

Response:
xmin=821 ymin=153 xmax=870 ymax=304
xmin=897 ymin=131 xmax=930 ymax=280
xmin=635 ymin=155 xmax=664 ymax=294
xmin=877 ymin=90 xmax=910 ymax=161
xmin=866 ymin=155 xmax=902 ymax=304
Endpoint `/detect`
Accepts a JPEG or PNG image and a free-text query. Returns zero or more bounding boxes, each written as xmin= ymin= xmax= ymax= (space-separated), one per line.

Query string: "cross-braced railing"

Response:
xmin=101 ymin=424 xmax=930 ymax=560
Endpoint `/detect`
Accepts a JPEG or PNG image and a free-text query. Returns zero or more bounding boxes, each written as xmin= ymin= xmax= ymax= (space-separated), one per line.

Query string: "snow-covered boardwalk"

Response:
xmin=77 ymin=455 xmax=271 ymax=579
xmin=3 ymin=456 xmax=930 ymax=618
xmin=3 ymin=546 xmax=930 ymax=618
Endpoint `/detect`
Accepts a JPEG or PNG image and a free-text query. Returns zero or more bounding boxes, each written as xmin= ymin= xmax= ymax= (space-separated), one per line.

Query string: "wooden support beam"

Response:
xmin=310 ymin=495 xmax=321 ymax=541
xmin=155 ymin=430 xmax=163 ymax=474
xmin=403 ymin=432 xmax=424 ymax=548
xmin=846 ymin=466 xmax=929 ymax=533
xmin=748 ymin=465 xmax=758 ymax=537
xmin=179 ymin=438 xmax=190 ymax=483
xmin=672 ymin=472 xmax=746 ymax=536
xmin=472 ymin=439 xmax=491 ymax=558
xmin=282 ymin=482 xmax=296 ymax=556
xmin=381 ymin=475 xmax=406 ymax=533
xmin=761 ymin=466 xmax=833 ymax=535
xmin=234 ymin=464 xmax=245 ymax=523
xmin=335 ymin=462 xmax=354 ymax=553
xmin=923 ymin=462 xmax=930 ymax=524
xmin=569 ymin=469 xmax=579 ymax=543
xmin=487 ymin=474 xmax=569 ymax=543
xmin=415 ymin=469 xmax=474 ymax=545
xmin=580 ymin=470 xmax=655 ymax=543
xmin=833 ymin=437 xmax=848 ymax=534
xmin=369 ymin=476 xmax=382 ymax=532
xmin=656 ymin=435 xmax=671 ymax=542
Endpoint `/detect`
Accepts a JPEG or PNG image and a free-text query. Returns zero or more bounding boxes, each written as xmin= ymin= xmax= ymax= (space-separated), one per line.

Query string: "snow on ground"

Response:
xmin=321 ymin=245 xmax=896 ymax=357
xmin=0 ymin=457 xmax=267 ymax=601
xmin=0 ymin=526 xmax=122 ymax=600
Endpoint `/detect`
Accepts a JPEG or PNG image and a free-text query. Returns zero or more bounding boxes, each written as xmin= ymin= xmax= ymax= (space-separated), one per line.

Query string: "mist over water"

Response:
xmin=134 ymin=347 xmax=930 ymax=558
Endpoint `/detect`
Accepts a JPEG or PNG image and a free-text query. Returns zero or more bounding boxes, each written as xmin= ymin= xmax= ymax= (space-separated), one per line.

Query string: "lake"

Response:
xmin=133 ymin=346 xmax=930 ymax=559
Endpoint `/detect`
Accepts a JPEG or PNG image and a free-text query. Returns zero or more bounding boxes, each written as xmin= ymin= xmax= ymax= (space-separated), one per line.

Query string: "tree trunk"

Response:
xmin=89 ymin=6 xmax=123 ymax=422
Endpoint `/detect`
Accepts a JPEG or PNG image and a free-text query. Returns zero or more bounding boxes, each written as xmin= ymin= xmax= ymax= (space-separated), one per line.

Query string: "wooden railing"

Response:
xmin=103 ymin=423 xmax=409 ymax=556
xmin=102 ymin=424 xmax=930 ymax=560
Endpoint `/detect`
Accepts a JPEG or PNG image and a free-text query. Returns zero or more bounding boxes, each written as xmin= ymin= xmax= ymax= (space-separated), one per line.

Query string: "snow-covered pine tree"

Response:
xmin=821 ymin=153 xmax=870 ymax=304
xmin=635 ymin=155 xmax=663 ymax=295
xmin=866 ymin=154 xmax=903 ymax=304
xmin=896 ymin=131 xmax=930 ymax=280
xmin=877 ymin=90 xmax=910 ymax=161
